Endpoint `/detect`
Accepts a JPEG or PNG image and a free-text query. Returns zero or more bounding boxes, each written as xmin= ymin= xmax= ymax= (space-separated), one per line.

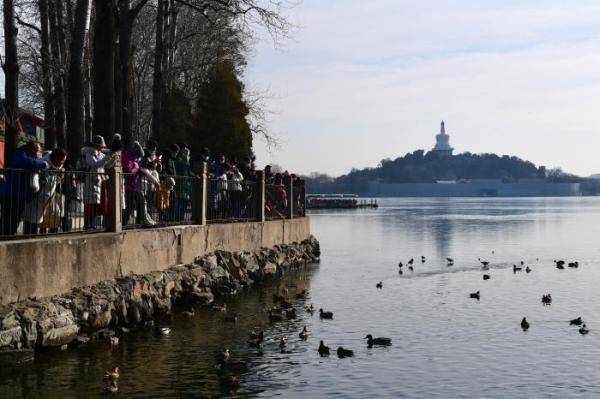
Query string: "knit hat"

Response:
xmin=92 ymin=135 xmax=106 ymax=148
xmin=110 ymin=133 xmax=123 ymax=152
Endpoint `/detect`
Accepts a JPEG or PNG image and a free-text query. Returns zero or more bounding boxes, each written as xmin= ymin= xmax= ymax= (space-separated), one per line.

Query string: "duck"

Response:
xmin=319 ymin=308 xmax=334 ymax=319
xmin=337 ymin=347 xmax=354 ymax=358
xmin=365 ymin=334 xmax=392 ymax=346
xmin=318 ymin=340 xmax=330 ymax=357
xmin=570 ymin=317 xmax=583 ymax=326
xmin=279 ymin=337 xmax=288 ymax=349
xmin=182 ymin=310 xmax=195 ymax=318
xmin=421 ymin=256 xmax=426 ymax=263
xmin=478 ymin=258 xmax=490 ymax=268
xmin=408 ymin=258 xmax=414 ymax=265
xmin=101 ymin=381 xmax=119 ymax=394
xmin=286 ymin=309 xmax=297 ymax=320
xmin=219 ymin=359 xmax=249 ymax=374
xmin=555 ymin=260 xmax=565 ymax=269
xmin=541 ymin=294 xmax=552 ymax=305
xmin=299 ymin=326 xmax=309 ymax=340
xmin=579 ymin=324 xmax=590 ymax=335
xmin=376 ymin=281 xmax=383 ymax=289
xmin=568 ymin=261 xmax=579 ymax=268
xmin=446 ymin=257 xmax=454 ymax=264
xmin=398 ymin=262 xmax=403 ymax=268
xmin=521 ymin=317 xmax=530 ymax=331
xmin=295 ymin=290 xmax=308 ymax=299
xmin=269 ymin=310 xmax=284 ymax=322
xmin=220 ymin=375 xmax=241 ymax=389
xmin=214 ymin=348 xmax=231 ymax=363
xmin=513 ymin=265 xmax=522 ymax=272
xmin=469 ymin=291 xmax=480 ymax=300
xmin=483 ymin=274 xmax=491 ymax=280
xmin=247 ymin=330 xmax=264 ymax=348
xmin=520 ymin=261 xmax=525 ymax=266
xmin=248 ymin=328 xmax=264 ymax=340
xmin=525 ymin=266 xmax=531 ymax=273
xmin=306 ymin=303 xmax=316 ymax=314
xmin=159 ymin=327 xmax=171 ymax=335
xmin=224 ymin=314 xmax=238 ymax=323
xmin=211 ymin=303 xmax=227 ymax=313
xmin=408 ymin=266 xmax=414 ymax=272
xmin=104 ymin=366 xmax=120 ymax=380
xmin=398 ymin=269 xmax=403 ymax=275
xmin=110 ymin=336 xmax=119 ymax=348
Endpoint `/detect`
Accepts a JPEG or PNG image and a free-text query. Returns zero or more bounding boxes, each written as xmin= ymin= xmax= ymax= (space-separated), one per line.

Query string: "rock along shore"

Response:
xmin=0 ymin=236 xmax=320 ymax=367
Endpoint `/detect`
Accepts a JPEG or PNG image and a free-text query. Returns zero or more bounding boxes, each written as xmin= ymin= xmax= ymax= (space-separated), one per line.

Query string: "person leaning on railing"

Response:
xmin=1 ymin=141 xmax=48 ymax=235
xmin=22 ymin=149 xmax=68 ymax=235
xmin=122 ymin=141 xmax=156 ymax=227
xmin=226 ymin=164 xmax=244 ymax=218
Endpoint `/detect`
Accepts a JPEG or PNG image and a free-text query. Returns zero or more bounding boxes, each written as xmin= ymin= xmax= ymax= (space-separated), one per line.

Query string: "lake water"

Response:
xmin=3 ymin=197 xmax=600 ymax=398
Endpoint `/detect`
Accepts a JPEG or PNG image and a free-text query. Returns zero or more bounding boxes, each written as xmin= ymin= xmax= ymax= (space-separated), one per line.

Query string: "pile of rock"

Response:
xmin=0 ymin=236 xmax=320 ymax=367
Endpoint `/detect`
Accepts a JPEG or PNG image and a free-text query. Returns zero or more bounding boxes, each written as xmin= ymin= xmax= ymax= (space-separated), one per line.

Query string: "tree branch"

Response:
xmin=15 ymin=16 xmax=41 ymax=34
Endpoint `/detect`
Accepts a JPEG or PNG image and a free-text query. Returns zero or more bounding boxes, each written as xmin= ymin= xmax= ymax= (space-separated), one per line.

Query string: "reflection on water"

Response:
xmin=4 ymin=197 xmax=600 ymax=398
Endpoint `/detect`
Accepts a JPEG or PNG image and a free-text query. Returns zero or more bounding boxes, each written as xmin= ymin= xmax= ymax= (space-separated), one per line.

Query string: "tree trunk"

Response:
xmin=151 ymin=0 xmax=165 ymax=141
xmin=39 ymin=0 xmax=56 ymax=149
xmin=48 ymin=0 xmax=67 ymax=148
xmin=2 ymin=0 xmax=19 ymax=166
xmin=66 ymin=0 xmax=92 ymax=160
xmin=84 ymin=32 xmax=93 ymax=141
xmin=93 ymin=0 xmax=116 ymax=140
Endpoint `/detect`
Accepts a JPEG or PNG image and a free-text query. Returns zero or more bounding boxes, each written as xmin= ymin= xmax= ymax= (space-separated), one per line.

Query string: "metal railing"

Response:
xmin=121 ymin=173 xmax=195 ymax=229
xmin=0 ymin=165 xmax=307 ymax=240
xmin=206 ymin=178 xmax=258 ymax=222
xmin=0 ymin=168 xmax=108 ymax=239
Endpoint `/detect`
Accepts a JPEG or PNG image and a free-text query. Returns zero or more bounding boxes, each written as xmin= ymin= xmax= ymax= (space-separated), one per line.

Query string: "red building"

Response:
xmin=0 ymin=101 xmax=45 ymax=167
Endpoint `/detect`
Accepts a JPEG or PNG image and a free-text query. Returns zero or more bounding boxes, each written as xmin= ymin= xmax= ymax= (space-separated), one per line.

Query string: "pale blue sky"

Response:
xmin=248 ymin=0 xmax=600 ymax=177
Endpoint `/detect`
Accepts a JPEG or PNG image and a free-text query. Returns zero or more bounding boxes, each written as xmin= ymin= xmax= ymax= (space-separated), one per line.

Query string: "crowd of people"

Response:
xmin=0 ymin=136 xmax=305 ymax=236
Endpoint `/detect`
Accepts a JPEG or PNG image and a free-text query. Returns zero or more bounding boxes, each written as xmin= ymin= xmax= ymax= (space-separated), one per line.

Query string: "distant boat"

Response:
xmin=306 ymin=194 xmax=378 ymax=210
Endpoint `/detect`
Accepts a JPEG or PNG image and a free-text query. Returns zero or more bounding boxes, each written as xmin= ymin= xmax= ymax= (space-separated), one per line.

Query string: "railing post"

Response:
xmin=192 ymin=162 xmax=207 ymax=225
xmin=255 ymin=170 xmax=265 ymax=222
xmin=285 ymin=175 xmax=293 ymax=219
xmin=107 ymin=156 xmax=122 ymax=233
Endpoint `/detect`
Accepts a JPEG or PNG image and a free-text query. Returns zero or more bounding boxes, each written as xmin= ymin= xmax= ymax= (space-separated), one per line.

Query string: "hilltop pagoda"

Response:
xmin=432 ymin=120 xmax=454 ymax=157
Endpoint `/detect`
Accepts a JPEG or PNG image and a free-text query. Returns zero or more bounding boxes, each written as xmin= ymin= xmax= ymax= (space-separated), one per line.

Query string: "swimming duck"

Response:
xmin=579 ymin=324 xmax=590 ymax=335
xmin=421 ymin=256 xmax=426 ymax=263
xmin=212 ymin=304 xmax=227 ymax=312
xmin=337 ymin=347 xmax=354 ymax=358
xmin=446 ymin=257 xmax=454 ymax=264
xmin=408 ymin=258 xmax=414 ymax=265
xmin=469 ymin=291 xmax=480 ymax=300
xmin=159 ymin=327 xmax=171 ymax=335
xmin=286 ymin=308 xmax=297 ymax=320
xmin=365 ymin=334 xmax=392 ymax=346
xmin=513 ymin=265 xmax=522 ymax=272
xmin=110 ymin=336 xmax=119 ymax=348
xmin=247 ymin=330 xmax=264 ymax=347
xmin=279 ymin=337 xmax=288 ymax=349
xmin=555 ymin=260 xmax=565 ymax=269
xmin=306 ymin=303 xmax=316 ymax=314
xmin=521 ymin=317 xmax=530 ymax=331
xmin=220 ymin=375 xmax=241 ymax=389
xmin=570 ymin=317 xmax=583 ymax=326
xmin=299 ymin=326 xmax=309 ymax=340
xmin=408 ymin=266 xmax=414 ymax=272
xmin=483 ymin=274 xmax=491 ymax=280
xmin=568 ymin=261 xmax=579 ymax=268
xmin=248 ymin=328 xmax=264 ymax=340
xmin=398 ymin=262 xmax=403 ymax=268
xmin=318 ymin=340 xmax=330 ymax=357
xmin=269 ymin=310 xmax=284 ymax=322
xmin=219 ymin=359 xmax=249 ymax=374
xmin=215 ymin=348 xmax=231 ymax=363
xmin=376 ymin=281 xmax=383 ymax=289
xmin=104 ymin=366 xmax=120 ymax=380
xmin=398 ymin=269 xmax=403 ymax=275
xmin=479 ymin=258 xmax=490 ymax=268
xmin=525 ymin=266 xmax=531 ymax=273
xmin=101 ymin=381 xmax=119 ymax=394
xmin=224 ymin=314 xmax=238 ymax=323
xmin=520 ymin=261 xmax=525 ymax=266
xmin=541 ymin=294 xmax=552 ymax=305
xmin=319 ymin=309 xmax=334 ymax=319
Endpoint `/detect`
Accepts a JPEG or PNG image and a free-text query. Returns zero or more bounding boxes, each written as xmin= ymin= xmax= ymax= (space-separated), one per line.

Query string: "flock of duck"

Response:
xmin=396 ymin=256 xmax=590 ymax=337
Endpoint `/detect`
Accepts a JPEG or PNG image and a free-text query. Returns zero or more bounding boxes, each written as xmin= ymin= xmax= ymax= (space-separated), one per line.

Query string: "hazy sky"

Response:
xmin=247 ymin=0 xmax=600 ymax=177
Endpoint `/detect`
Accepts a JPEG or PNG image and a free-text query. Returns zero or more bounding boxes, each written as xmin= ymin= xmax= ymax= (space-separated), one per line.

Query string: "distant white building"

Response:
xmin=432 ymin=120 xmax=453 ymax=157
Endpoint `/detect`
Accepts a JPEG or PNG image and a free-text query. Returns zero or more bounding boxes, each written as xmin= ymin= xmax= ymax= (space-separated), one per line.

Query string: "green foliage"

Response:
xmin=160 ymin=60 xmax=253 ymax=162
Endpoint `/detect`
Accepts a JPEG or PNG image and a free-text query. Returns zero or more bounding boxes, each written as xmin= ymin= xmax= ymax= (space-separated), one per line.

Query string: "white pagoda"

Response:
xmin=432 ymin=120 xmax=454 ymax=157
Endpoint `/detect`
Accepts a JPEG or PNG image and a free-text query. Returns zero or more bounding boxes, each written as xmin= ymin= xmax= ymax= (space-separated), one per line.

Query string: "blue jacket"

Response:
xmin=3 ymin=145 xmax=48 ymax=200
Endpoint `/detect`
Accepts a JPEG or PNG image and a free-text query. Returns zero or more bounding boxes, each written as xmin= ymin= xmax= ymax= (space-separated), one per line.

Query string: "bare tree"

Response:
xmin=3 ymin=0 xmax=20 ymax=164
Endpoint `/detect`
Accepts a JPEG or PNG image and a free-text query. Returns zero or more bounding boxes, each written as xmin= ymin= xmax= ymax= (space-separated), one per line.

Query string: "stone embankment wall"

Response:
xmin=0 ymin=218 xmax=310 ymax=305
xmin=0 ymin=236 xmax=320 ymax=366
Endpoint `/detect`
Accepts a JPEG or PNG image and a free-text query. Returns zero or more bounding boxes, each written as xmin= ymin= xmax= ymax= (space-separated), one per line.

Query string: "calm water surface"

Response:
xmin=3 ymin=197 xmax=600 ymax=398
